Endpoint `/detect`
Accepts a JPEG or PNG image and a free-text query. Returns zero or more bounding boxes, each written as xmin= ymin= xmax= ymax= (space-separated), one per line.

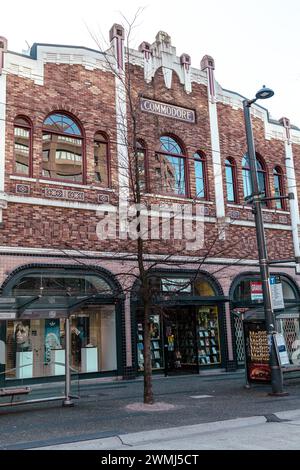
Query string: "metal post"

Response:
xmin=63 ymin=317 xmax=74 ymax=407
xmin=243 ymin=100 xmax=286 ymax=396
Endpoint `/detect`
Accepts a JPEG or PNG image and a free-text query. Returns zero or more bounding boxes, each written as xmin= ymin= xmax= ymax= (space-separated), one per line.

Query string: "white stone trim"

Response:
xmin=0 ymin=246 xmax=296 ymax=268
xmin=230 ymin=219 xmax=292 ymax=230
xmin=5 ymin=194 xmax=116 ymax=212
xmin=0 ymin=73 xmax=6 ymax=192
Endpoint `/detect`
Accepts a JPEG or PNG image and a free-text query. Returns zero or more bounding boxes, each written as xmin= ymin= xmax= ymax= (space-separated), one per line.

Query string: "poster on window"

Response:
xmin=243 ymin=321 xmax=271 ymax=383
xmin=44 ymin=319 xmax=61 ymax=363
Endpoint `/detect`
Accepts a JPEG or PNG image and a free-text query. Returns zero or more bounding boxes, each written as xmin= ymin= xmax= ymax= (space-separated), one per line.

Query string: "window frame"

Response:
xmin=242 ymin=153 xmax=270 ymax=207
xmin=135 ymin=139 xmax=148 ymax=193
xmin=225 ymin=157 xmax=238 ymax=204
xmin=13 ymin=116 xmax=33 ymax=178
xmin=273 ymin=166 xmax=286 ymax=210
xmin=153 ymin=135 xmax=189 ymax=198
xmin=94 ymin=131 xmax=111 ymax=188
xmin=194 ymin=151 xmax=208 ymax=200
xmin=41 ymin=112 xmax=86 ymax=185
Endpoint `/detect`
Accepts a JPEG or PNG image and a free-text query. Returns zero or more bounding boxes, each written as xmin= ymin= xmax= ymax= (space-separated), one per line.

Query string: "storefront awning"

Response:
xmin=0 ymin=293 xmax=118 ymax=320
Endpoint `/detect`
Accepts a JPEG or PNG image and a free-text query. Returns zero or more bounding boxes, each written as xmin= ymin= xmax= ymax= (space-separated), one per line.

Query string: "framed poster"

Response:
xmin=243 ymin=321 xmax=271 ymax=383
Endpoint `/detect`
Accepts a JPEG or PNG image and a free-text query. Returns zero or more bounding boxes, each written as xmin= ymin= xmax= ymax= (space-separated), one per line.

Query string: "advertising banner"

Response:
xmin=44 ymin=319 xmax=61 ymax=363
xmin=243 ymin=321 xmax=271 ymax=383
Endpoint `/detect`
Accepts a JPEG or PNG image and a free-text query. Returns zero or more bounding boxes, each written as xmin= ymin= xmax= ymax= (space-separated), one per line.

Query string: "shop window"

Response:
xmin=232 ymin=276 xmax=297 ymax=304
xmin=194 ymin=278 xmax=216 ymax=296
xmin=225 ymin=158 xmax=237 ymax=203
xmin=12 ymin=272 xmax=113 ymax=297
xmin=273 ymin=167 xmax=285 ymax=210
xmin=154 ymin=136 xmax=186 ymax=196
xmin=14 ymin=116 xmax=32 ymax=176
xmin=5 ymin=305 xmax=117 ymax=379
xmin=94 ymin=132 xmax=109 ymax=186
xmin=42 ymin=113 xmax=84 ymax=183
xmin=194 ymin=152 xmax=207 ymax=199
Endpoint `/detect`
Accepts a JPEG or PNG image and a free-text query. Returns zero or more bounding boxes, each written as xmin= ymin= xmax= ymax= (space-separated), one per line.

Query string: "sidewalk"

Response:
xmin=1 ymin=371 xmax=300 ymax=450
xmin=34 ymin=409 xmax=300 ymax=450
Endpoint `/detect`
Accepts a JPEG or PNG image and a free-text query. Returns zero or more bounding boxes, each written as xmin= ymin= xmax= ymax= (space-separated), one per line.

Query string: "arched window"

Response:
xmin=94 ymin=132 xmax=109 ymax=186
xmin=136 ymin=140 xmax=147 ymax=191
xmin=154 ymin=136 xmax=186 ymax=196
xmin=242 ymin=154 xmax=268 ymax=205
xmin=225 ymin=158 xmax=237 ymax=203
xmin=194 ymin=152 xmax=207 ymax=199
xmin=273 ymin=167 xmax=285 ymax=210
xmin=14 ymin=116 xmax=32 ymax=176
xmin=42 ymin=113 xmax=83 ymax=183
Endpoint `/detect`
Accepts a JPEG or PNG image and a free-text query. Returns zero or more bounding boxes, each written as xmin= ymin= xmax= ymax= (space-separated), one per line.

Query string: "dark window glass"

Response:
xmin=225 ymin=159 xmax=236 ymax=202
xmin=94 ymin=132 xmax=109 ymax=186
xmin=14 ymin=117 xmax=31 ymax=176
xmin=242 ymin=154 xmax=267 ymax=205
xmin=273 ymin=167 xmax=284 ymax=209
xmin=154 ymin=136 xmax=186 ymax=196
xmin=42 ymin=114 xmax=83 ymax=182
xmin=194 ymin=153 xmax=206 ymax=198
xmin=136 ymin=141 xmax=146 ymax=191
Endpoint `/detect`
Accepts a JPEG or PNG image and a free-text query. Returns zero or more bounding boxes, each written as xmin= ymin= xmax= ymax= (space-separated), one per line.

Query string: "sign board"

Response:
xmin=250 ymin=281 xmax=263 ymax=302
xmin=243 ymin=321 xmax=271 ymax=383
xmin=0 ymin=311 xmax=16 ymax=320
xmin=140 ymin=98 xmax=196 ymax=123
xmin=274 ymin=333 xmax=290 ymax=366
xmin=270 ymin=276 xmax=284 ymax=310
xmin=162 ymin=278 xmax=192 ymax=293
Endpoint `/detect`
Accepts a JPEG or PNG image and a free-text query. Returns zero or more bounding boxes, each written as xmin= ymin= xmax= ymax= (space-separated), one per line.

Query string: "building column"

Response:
xmin=280 ymin=118 xmax=300 ymax=266
xmin=0 ymin=37 xmax=7 ymax=224
xmin=109 ymin=25 xmax=133 ymax=372
xmin=224 ymin=302 xmax=237 ymax=371
xmin=201 ymin=55 xmax=226 ymax=233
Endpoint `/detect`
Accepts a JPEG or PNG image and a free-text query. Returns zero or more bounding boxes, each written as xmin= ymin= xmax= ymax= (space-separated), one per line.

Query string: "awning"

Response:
xmin=0 ymin=294 xmax=119 ymax=320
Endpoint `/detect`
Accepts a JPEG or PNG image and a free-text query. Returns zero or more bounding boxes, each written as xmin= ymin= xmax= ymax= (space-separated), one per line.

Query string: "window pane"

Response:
xmin=160 ymin=136 xmax=182 ymax=154
xmin=14 ymin=126 xmax=30 ymax=175
xmin=154 ymin=153 xmax=186 ymax=195
xmin=274 ymin=173 xmax=283 ymax=209
xmin=225 ymin=165 xmax=235 ymax=202
xmin=94 ymin=140 xmax=108 ymax=186
xmin=42 ymin=132 xmax=83 ymax=182
xmin=44 ymin=113 xmax=81 ymax=136
xmin=194 ymin=159 xmax=205 ymax=198
xmin=242 ymin=169 xmax=252 ymax=199
xmin=137 ymin=149 xmax=146 ymax=190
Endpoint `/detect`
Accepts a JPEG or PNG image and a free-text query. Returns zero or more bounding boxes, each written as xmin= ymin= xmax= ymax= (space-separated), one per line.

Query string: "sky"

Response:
xmin=2 ymin=0 xmax=300 ymax=126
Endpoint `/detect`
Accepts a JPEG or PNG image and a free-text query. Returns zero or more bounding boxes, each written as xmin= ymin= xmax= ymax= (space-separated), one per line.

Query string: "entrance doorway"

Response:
xmin=163 ymin=306 xmax=222 ymax=375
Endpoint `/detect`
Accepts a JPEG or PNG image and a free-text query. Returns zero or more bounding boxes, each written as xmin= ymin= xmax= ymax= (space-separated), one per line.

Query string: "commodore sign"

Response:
xmin=141 ymin=98 xmax=196 ymax=123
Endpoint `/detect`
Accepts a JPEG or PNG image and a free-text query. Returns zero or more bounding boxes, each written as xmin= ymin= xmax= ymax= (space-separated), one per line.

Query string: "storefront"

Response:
xmin=134 ymin=270 xmax=229 ymax=375
xmin=230 ymin=272 xmax=300 ymax=367
xmin=0 ymin=265 xmax=124 ymax=386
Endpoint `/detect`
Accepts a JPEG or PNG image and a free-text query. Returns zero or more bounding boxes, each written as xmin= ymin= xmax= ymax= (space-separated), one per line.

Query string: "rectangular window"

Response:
xmin=94 ymin=141 xmax=108 ymax=186
xmin=225 ymin=166 xmax=235 ymax=202
xmin=154 ymin=153 xmax=186 ymax=195
xmin=5 ymin=305 xmax=117 ymax=379
xmin=14 ymin=127 xmax=30 ymax=176
xmin=194 ymin=159 xmax=205 ymax=198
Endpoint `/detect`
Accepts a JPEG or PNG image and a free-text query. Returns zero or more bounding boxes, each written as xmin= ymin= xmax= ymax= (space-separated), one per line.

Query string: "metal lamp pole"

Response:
xmin=243 ymin=87 xmax=284 ymax=395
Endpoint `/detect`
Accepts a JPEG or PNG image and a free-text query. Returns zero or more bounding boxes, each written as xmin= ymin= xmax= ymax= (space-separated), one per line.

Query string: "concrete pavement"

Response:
xmin=35 ymin=409 xmax=300 ymax=450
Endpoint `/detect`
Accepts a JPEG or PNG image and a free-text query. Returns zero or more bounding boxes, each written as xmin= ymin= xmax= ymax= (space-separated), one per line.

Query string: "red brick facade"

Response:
xmin=0 ymin=28 xmax=300 ymax=380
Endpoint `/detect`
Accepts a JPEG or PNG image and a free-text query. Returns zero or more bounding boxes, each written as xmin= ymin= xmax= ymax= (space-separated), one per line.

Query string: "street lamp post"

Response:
xmin=243 ymin=86 xmax=285 ymax=395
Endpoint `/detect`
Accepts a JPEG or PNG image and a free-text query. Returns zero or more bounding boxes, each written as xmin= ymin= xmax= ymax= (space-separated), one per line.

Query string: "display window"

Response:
xmin=5 ymin=305 xmax=117 ymax=380
xmin=197 ymin=307 xmax=221 ymax=366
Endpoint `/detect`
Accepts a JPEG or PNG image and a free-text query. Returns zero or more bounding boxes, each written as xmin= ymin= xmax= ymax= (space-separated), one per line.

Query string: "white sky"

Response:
xmin=2 ymin=0 xmax=300 ymax=126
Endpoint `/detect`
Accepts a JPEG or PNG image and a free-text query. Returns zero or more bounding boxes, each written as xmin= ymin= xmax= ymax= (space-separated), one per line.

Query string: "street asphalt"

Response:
xmin=1 ymin=370 xmax=300 ymax=450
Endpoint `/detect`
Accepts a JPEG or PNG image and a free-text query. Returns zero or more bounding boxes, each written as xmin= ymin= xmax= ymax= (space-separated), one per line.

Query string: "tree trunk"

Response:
xmin=143 ymin=299 xmax=154 ymax=404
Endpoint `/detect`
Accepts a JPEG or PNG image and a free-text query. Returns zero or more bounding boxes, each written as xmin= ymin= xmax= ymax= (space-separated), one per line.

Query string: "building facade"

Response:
xmin=0 ymin=26 xmax=300 ymax=386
